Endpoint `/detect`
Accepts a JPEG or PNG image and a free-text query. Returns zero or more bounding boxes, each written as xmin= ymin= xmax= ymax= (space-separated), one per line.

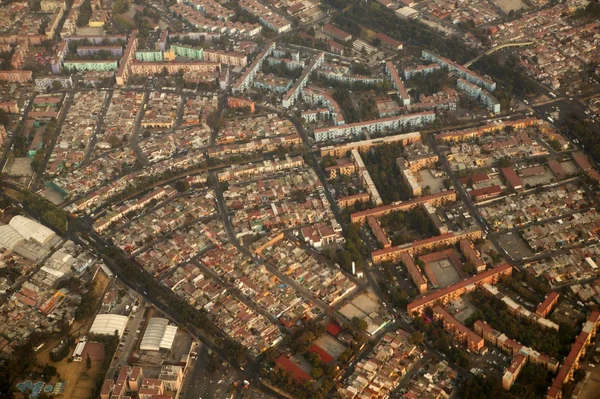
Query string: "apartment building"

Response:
xmin=503 ymin=354 xmax=526 ymax=389
xmin=302 ymin=87 xmax=345 ymax=126
xmin=536 ymin=292 xmax=559 ymax=318
xmin=385 ymin=61 xmax=410 ymax=106
xmin=321 ymin=131 xmax=421 ymax=158
xmin=313 ymin=112 xmax=435 ymax=142
xmin=547 ymin=311 xmax=600 ymax=399
xmin=239 ymin=0 xmax=291 ymax=33
xmin=232 ymin=41 xmax=276 ymax=94
xmin=129 ymin=61 xmax=219 ymax=75
xmin=351 ymin=191 xmax=456 ymax=224
xmin=432 ymin=305 xmax=484 ymax=352
xmin=63 ymin=60 xmax=118 ymax=71
xmin=0 ymin=70 xmax=33 ymax=83
xmin=403 ymin=63 xmax=441 ymax=80
xmin=376 ymin=32 xmax=403 ymax=51
xmin=460 ymin=239 xmax=486 ymax=273
xmin=423 ymin=50 xmax=496 ymax=91
xmin=115 ymin=30 xmax=138 ymax=86
xmin=352 ymin=149 xmax=383 ymax=206
xmin=372 ymin=229 xmax=483 ymax=263
xmin=77 ymin=45 xmax=124 ymax=57
xmin=397 ymin=157 xmax=421 ymax=197
xmin=282 ymin=52 xmax=324 ymax=108
xmin=302 ymin=108 xmax=330 ymax=124
xmin=406 ymin=263 xmax=512 ymax=315
xmin=401 ymin=252 xmax=428 ymax=294
xmin=338 ymin=192 xmax=371 ymax=209
xmin=367 ymin=216 xmax=391 ymax=249
xmin=316 ymin=69 xmax=383 ymax=86
xmin=482 ymin=284 xmax=559 ymax=331
xmin=457 ymin=78 xmax=500 ymax=113
xmin=436 ymin=117 xmax=537 ymax=143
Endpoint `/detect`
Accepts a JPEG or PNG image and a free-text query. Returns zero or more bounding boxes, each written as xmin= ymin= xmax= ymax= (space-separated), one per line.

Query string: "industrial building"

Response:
xmin=89 ymin=314 xmax=129 ymax=337
xmin=139 ymin=317 xmax=178 ymax=352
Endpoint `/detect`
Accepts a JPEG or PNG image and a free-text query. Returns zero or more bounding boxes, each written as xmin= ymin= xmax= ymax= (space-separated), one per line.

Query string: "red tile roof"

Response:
xmin=407 ymin=263 xmax=512 ymax=313
xmin=536 ymin=292 xmax=559 ymax=316
xmin=469 ymin=185 xmax=502 ymax=200
xmin=501 ymin=167 xmax=522 ymax=190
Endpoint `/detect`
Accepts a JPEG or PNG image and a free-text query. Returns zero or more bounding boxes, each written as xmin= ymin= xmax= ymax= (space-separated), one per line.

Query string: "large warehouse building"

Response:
xmin=89 ymin=314 xmax=129 ymax=337
xmin=9 ymin=215 xmax=60 ymax=247
xmin=140 ymin=317 xmax=177 ymax=352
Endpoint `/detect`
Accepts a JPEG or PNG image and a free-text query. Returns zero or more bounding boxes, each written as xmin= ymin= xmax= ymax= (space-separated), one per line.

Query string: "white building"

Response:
xmin=140 ymin=317 xmax=178 ymax=351
xmin=89 ymin=314 xmax=129 ymax=337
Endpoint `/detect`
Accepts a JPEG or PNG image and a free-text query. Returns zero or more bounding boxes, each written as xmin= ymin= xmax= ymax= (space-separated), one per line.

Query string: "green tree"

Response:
xmin=77 ymin=0 xmax=93 ymax=27
xmin=351 ymin=316 xmax=368 ymax=331
xmin=409 ymin=331 xmax=424 ymax=345
xmin=174 ymin=179 xmax=190 ymax=193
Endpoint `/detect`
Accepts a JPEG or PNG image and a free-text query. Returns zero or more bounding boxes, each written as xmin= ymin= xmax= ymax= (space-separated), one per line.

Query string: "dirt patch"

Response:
xmin=81 ymin=342 xmax=106 ymax=362
xmin=34 ymin=269 xmax=112 ymax=398
xmin=69 ymin=270 xmax=111 ymax=335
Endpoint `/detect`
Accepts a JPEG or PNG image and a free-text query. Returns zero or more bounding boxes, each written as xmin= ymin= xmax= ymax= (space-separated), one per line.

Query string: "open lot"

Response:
xmin=491 ymin=0 xmax=526 ymax=13
xmin=418 ymin=169 xmax=446 ymax=194
xmin=560 ymin=160 xmax=580 ymax=176
xmin=7 ymin=157 xmax=34 ymax=177
xmin=497 ymin=233 xmax=534 ymax=260
xmin=34 ymin=270 xmax=111 ymax=399
xmin=521 ymin=168 xmax=554 ymax=187
xmin=425 ymin=258 xmax=461 ymax=288
xmin=578 ymin=368 xmax=600 ymax=399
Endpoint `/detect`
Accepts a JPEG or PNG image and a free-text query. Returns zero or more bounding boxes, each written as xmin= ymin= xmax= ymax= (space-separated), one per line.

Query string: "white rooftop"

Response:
xmin=9 ymin=216 xmax=57 ymax=246
xmin=89 ymin=314 xmax=129 ymax=337
xmin=140 ymin=317 xmax=177 ymax=352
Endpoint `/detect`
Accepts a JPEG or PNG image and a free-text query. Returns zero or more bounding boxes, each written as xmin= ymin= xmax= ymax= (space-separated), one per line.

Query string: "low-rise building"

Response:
xmin=433 ymin=305 xmax=484 ymax=352
xmin=406 ymin=263 xmax=512 ymax=315
xmin=322 ymin=23 xmax=352 ymax=42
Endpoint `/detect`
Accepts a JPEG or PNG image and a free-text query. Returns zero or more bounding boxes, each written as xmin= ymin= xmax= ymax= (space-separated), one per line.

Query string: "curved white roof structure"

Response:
xmin=0 ymin=225 xmax=26 ymax=250
xmin=140 ymin=318 xmax=177 ymax=352
xmin=89 ymin=314 xmax=129 ymax=337
xmin=9 ymin=216 xmax=56 ymax=246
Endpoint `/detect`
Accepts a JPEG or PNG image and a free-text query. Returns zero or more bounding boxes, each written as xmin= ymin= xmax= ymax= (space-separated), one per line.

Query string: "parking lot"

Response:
xmin=468 ymin=347 xmax=512 ymax=378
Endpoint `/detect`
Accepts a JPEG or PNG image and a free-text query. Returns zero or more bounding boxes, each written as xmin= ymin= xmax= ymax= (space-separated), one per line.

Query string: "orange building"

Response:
xmin=351 ymin=191 xmax=457 ymax=224
xmin=433 ymin=305 xmax=484 ymax=352
xmin=469 ymin=185 xmax=503 ymax=202
xmin=460 ymin=239 xmax=486 ymax=273
xmin=503 ymin=354 xmax=526 ymax=389
xmin=436 ymin=117 xmax=537 ymax=143
xmin=0 ymin=70 xmax=33 ymax=82
xmin=407 ymin=263 xmax=512 ymax=315
xmin=320 ymin=131 xmax=421 ymax=158
xmin=536 ymin=292 xmax=559 ymax=318
xmin=371 ymin=229 xmax=482 ymax=263
xmin=547 ymin=311 xmax=600 ymax=399
xmin=401 ymin=252 xmax=428 ymax=294
xmin=338 ymin=192 xmax=370 ymax=209
xmin=325 ymin=158 xmax=356 ymax=179
xmin=367 ymin=216 xmax=391 ymax=249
